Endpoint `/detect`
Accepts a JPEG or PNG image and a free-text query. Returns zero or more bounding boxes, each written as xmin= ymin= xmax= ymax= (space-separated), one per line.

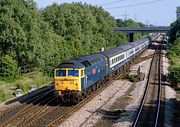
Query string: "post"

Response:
xmin=127 ymin=32 xmax=134 ymax=42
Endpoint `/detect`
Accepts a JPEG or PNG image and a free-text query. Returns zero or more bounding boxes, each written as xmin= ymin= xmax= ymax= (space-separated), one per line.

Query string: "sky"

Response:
xmin=34 ymin=0 xmax=180 ymax=26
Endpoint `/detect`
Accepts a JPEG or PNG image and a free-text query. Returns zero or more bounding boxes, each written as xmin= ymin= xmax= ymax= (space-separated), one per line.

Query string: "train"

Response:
xmin=54 ymin=34 xmax=158 ymax=103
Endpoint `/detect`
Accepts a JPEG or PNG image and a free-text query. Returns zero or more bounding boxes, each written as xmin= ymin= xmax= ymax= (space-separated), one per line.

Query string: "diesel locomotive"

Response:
xmin=54 ymin=35 xmax=156 ymax=103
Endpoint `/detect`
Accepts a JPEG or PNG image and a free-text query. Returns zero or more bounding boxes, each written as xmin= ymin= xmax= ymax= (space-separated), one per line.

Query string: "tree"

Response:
xmin=169 ymin=17 xmax=180 ymax=42
xmin=0 ymin=55 xmax=17 ymax=78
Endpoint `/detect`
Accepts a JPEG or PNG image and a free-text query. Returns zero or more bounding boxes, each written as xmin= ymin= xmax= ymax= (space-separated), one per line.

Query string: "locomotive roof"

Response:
xmin=56 ymin=60 xmax=84 ymax=68
xmin=56 ymin=54 xmax=106 ymax=69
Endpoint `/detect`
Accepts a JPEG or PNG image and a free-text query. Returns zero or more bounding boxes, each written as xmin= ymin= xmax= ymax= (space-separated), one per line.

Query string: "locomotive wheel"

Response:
xmin=72 ymin=92 xmax=80 ymax=104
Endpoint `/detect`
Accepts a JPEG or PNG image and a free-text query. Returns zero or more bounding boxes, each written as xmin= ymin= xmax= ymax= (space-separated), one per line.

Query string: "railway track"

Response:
xmin=0 ymin=88 xmax=54 ymax=127
xmin=79 ymin=81 xmax=129 ymax=127
xmin=132 ymin=43 xmax=165 ymax=127
xmin=45 ymin=67 xmax=128 ymax=127
xmin=0 ymin=85 xmax=53 ymax=125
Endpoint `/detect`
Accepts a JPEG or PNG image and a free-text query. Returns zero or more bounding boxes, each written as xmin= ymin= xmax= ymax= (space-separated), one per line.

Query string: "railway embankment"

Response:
xmin=167 ymin=38 xmax=180 ymax=126
xmin=0 ymin=71 xmax=52 ymax=104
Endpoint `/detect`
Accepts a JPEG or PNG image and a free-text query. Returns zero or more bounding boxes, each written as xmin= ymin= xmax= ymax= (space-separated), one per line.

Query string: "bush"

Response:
xmin=43 ymin=66 xmax=54 ymax=77
xmin=0 ymin=55 xmax=17 ymax=79
xmin=168 ymin=66 xmax=180 ymax=85
xmin=128 ymin=75 xmax=140 ymax=82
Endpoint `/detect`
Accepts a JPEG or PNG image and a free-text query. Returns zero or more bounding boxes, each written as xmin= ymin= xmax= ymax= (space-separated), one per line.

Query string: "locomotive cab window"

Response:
xmin=56 ymin=70 xmax=66 ymax=76
xmin=68 ymin=70 xmax=79 ymax=76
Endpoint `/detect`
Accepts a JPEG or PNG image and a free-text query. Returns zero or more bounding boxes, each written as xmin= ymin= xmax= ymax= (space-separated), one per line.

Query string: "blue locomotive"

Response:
xmin=54 ymin=36 xmax=152 ymax=103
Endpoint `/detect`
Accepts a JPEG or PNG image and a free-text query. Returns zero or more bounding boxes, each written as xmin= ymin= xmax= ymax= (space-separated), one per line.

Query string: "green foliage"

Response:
xmin=116 ymin=19 xmax=145 ymax=41
xmin=168 ymin=38 xmax=180 ymax=85
xmin=43 ymin=66 xmax=54 ymax=77
xmin=0 ymin=55 xmax=17 ymax=78
xmin=0 ymin=1 xmax=145 ymax=79
xmin=128 ymin=75 xmax=140 ymax=82
xmin=169 ymin=67 xmax=180 ymax=84
xmin=14 ymin=71 xmax=52 ymax=93
xmin=169 ymin=18 xmax=180 ymax=42
xmin=0 ymin=0 xmax=64 ymax=69
xmin=116 ymin=19 xmax=145 ymax=28
xmin=42 ymin=3 xmax=123 ymax=58
xmin=0 ymin=89 xmax=12 ymax=102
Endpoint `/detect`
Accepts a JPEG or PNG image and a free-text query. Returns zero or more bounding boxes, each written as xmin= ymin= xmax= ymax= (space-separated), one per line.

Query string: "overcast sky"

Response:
xmin=34 ymin=0 xmax=180 ymax=26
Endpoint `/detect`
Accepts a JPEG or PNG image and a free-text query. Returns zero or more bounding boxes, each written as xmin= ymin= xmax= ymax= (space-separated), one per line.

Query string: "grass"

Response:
xmin=0 ymin=71 xmax=53 ymax=103
xmin=127 ymin=75 xmax=140 ymax=82
xmin=177 ymin=90 xmax=180 ymax=94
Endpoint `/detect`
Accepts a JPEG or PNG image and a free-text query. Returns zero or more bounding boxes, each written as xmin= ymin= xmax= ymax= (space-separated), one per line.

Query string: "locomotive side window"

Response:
xmin=81 ymin=70 xmax=84 ymax=76
xmin=56 ymin=70 xmax=66 ymax=76
xmin=81 ymin=60 xmax=91 ymax=67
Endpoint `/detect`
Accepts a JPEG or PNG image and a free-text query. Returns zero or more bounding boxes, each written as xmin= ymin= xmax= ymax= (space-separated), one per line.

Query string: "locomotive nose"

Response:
xmin=54 ymin=79 xmax=80 ymax=91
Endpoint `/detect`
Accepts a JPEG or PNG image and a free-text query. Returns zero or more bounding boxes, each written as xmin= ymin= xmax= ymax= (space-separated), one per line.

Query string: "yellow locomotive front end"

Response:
xmin=54 ymin=67 xmax=85 ymax=102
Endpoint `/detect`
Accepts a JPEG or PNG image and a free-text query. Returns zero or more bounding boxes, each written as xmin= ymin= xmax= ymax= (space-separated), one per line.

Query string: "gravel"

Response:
xmin=59 ymin=80 xmax=132 ymax=127
xmin=162 ymin=54 xmax=176 ymax=127
xmin=113 ymin=59 xmax=152 ymax=127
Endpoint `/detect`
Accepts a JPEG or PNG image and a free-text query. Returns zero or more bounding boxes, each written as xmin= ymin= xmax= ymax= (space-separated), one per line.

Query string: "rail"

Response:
xmin=132 ymin=44 xmax=162 ymax=127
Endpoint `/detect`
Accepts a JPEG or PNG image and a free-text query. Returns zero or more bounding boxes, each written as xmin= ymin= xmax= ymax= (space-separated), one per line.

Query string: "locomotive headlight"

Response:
xmin=66 ymin=87 xmax=70 ymax=90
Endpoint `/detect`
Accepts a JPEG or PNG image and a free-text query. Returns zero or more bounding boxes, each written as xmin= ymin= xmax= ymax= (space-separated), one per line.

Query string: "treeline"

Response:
xmin=168 ymin=18 xmax=180 ymax=86
xmin=0 ymin=0 xmax=144 ymax=79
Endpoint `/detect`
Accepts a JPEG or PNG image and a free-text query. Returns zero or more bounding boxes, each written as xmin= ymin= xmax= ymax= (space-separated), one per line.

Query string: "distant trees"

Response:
xmin=0 ymin=0 xmax=145 ymax=79
xmin=116 ymin=19 xmax=145 ymax=28
xmin=116 ymin=19 xmax=145 ymax=41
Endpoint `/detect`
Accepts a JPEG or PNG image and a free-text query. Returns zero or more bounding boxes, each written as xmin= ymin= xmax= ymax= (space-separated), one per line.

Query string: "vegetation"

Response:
xmin=169 ymin=17 xmax=180 ymax=42
xmin=0 ymin=0 xmax=145 ymax=102
xmin=0 ymin=71 xmax=52 ymax=102
xmin=0 ymin=55 xmax=17 ymax=79
xmin=0 ymin=0 xmax=145 ymax=79
xmin=168 ymin=18 xmax=180 ymax=86
xmin=168 ymin=38 xmax=180 ymax=85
